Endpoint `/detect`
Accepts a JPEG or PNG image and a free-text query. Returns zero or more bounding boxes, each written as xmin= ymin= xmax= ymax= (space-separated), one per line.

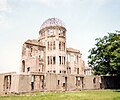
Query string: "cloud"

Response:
xmin=32 ymin=0 xmax=74 ymax=8
xmin=0 ymin=0 xmax=11 ymax=12
xmin=0 ymin=14 xmax=12 ymax=36
xmin=32 ymin=0 xmax=55 ymax=7
xmin=80 ymin=0 xmax=110 ymax=7
xmin=93 ymin=0 xmax=108 ymax=6
xmin=0 ymin=0 xmax=12 ymax=30
xmin=0 ymin=0 xmax=7 ymax=11
xmin=0 ymin=14 xmax=6 ymax=27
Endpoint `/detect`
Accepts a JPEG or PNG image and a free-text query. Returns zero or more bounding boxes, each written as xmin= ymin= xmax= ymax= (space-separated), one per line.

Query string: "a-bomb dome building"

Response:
xmin=40 ymin=18 xmax=65 ymax=29
xmin=21 ymin=18 xmax=84 ymax=75
xmin=0 ymin=18 xmax=100 ymax=94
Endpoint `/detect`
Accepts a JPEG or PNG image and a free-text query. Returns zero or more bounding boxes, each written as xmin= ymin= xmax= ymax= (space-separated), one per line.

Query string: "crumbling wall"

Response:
xmin=45 ymin=73 xmax=84 ymax=91
xmin=84 ymin=76 xmax=100 ymax=90
xmin=11 ymin=74 xmax=31 ymax=93
xmin=10 ymin=74 xmax=19 ymax=93
xmin=18 ymin=75 xmax=31 ymax=93
xmin=0 ymin=74 xmax=4 ymax=94
xmin=46 ymin=73 xmax=57 ymax=91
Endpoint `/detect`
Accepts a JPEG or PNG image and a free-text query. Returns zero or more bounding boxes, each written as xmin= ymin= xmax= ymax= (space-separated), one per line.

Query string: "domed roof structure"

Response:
xmin=40 ymin=18 xmax=65 ymax=30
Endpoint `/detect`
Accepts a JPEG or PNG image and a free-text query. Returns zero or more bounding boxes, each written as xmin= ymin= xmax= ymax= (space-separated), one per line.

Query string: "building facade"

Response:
xmin=0 ymin=18 xmax=101 ymax=94
xmin=20 ymin=18 xmax=84 ymax=75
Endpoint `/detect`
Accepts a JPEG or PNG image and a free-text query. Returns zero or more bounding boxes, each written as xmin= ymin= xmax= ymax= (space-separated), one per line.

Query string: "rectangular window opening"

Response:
xmin=53 ymin=41 xmax=55 ymax=50
xmin=59 ymin=42 xmax=61 ymax=50
xmin=50 ymin=56 xmax=52 ymax=64
xmin=53 ymin=56 xmax=56 ymax=64
xmin=58 ymin=80 xmax=60 ymax=85
xmin=48 ymin=56 xmax=49 ymax=65
xmin=47 ymin=42 xmax=49 ymax=50
xmin=59 ymin=56 xmax=61 ymax=65
xmin=64 ymin=57 xmax=65 ymax=65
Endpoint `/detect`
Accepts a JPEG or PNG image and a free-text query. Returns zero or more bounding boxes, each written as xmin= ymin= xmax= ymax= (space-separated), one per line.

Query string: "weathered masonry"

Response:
xmin=0 ymin=18 xmax=102 ymax=94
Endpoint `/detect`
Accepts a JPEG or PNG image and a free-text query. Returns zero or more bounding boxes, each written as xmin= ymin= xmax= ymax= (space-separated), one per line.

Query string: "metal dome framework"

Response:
xmin=40 ymin=18 xmax=65 ymax=30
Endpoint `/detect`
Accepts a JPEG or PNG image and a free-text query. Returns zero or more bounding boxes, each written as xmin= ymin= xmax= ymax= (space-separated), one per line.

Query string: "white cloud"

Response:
xmin=0 ymin=0 xmax=7 ymax=11
xmin=0 ymin=14 xmax=6 ymax=27
xmin=32 ymin=0 xmax=74 ymax=8
xmin=93 ymin=0 xmax=108 ymax=6
xmin=0 ymin=14 xmax=10 ymax=30
xmin=0 ymin=0 xmax=11 ymax=12
xmin=80 ymin=0 xmax=110 ymax=7
xmin=0 ymin=0 xmax=12 ymax=30
xmin=33 ymin=0 xmax=55 ymax=7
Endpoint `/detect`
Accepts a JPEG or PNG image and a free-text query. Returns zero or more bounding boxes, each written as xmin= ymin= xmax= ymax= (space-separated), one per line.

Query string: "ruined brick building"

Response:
xmin=0 ymin=18 xmax=101 ymax=94
xmin=21 ymin=18 xmax=84 ymax=75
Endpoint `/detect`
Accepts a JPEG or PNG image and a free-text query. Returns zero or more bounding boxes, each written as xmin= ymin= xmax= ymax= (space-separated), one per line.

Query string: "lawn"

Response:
xmin=0 ymin=90 xmax=120 ymax=100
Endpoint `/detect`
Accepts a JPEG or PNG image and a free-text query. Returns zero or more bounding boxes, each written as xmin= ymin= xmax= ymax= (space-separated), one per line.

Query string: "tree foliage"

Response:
xmin=88 ymin=32 xmax=120 ymax=75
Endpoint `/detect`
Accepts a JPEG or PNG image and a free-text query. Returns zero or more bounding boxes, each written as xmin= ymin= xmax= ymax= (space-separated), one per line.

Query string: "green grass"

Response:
xmin=0 ymin=90 xmax=120 ymax=100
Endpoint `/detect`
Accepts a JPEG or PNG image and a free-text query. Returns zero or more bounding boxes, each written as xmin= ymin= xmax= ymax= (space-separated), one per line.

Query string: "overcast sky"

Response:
xmin=0 ymin=0 xmax=120 ymax=72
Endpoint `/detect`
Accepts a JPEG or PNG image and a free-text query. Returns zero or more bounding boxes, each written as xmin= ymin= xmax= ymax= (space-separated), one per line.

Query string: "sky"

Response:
xmin=0 ymin=0 xmax=120 ymax=73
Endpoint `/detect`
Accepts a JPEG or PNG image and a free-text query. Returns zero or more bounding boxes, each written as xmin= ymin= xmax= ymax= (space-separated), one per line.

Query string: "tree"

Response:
xmin=88 ymin=32 xmax=120 ymax=75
